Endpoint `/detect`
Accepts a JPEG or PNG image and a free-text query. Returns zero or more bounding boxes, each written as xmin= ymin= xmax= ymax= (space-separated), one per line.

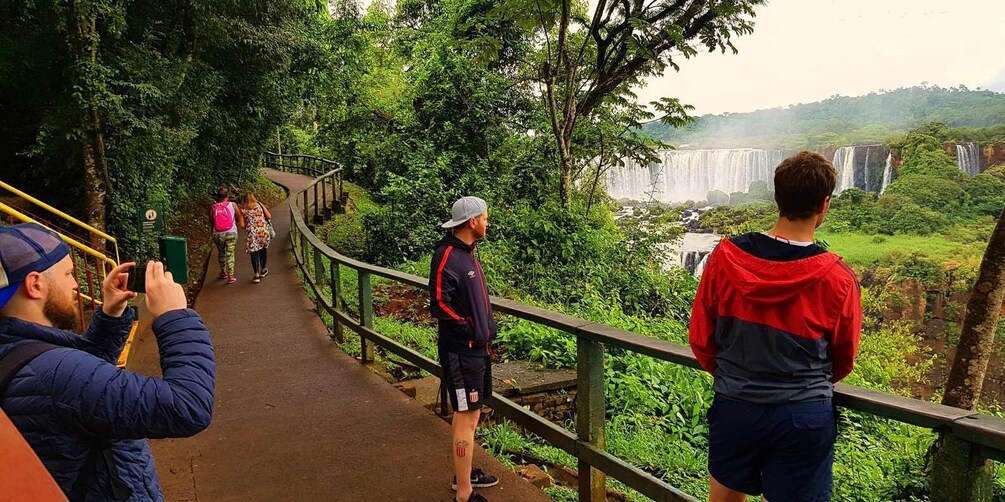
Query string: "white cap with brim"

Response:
xmin=441 ymin=196 xmax=487 ymax=229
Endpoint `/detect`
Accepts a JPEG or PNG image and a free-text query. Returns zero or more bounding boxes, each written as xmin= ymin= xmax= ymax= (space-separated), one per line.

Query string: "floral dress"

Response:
xmin=241 ymin=204 xmax=272 ymax=253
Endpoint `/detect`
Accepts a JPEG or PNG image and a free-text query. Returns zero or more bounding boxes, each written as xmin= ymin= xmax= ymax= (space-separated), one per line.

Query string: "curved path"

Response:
xmin=127 ymin=169 xmax=549 ymax=501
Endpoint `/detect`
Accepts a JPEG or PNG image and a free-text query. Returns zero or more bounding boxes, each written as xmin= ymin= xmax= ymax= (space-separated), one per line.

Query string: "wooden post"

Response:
xmin=577 ymin=338 xmax=606 ymax=502
xmin=321 ymin=175 xmax=328 ymax=217
xmin=300 ymin=231 xmax=308 ymax=268
xmin=313 ymin=249 xmax=325 ymax=313
xmin=313 ymin=181 xmax=319 ymax=223
xmin=439 ymin=382 xmax=449 ymax=417
xmin=330 ymin=260 xmax=344 ymax=342
xmin=931 ymin=433 xmax=994 ymax=501
xmin=358 ymin=271 xmax=374 ymax=363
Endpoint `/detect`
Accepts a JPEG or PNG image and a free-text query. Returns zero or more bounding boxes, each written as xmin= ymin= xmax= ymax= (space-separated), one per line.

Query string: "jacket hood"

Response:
xmin=715 ymin=239 xmax=842 ymax=303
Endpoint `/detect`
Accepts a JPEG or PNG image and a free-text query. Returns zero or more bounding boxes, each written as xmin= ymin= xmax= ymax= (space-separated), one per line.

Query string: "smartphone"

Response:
xmin=127 ymin=265 xmax=147 ymax=294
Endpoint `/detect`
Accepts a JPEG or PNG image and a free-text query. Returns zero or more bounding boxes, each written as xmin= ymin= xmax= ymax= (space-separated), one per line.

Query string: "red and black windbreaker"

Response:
xmin=429 ymin=234 xmax=497 ymax=356
xmin=688 ymin=233 xmax=862 ymax=403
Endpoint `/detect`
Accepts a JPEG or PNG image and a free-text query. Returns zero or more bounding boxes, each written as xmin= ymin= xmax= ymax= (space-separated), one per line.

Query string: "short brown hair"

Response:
xmin=774 ymin=151 xmax=836 ymax=220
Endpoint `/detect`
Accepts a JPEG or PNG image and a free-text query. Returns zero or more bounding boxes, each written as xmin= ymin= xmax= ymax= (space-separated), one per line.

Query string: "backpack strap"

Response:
xmin=0 ymin=341 xmax=59 ymax=398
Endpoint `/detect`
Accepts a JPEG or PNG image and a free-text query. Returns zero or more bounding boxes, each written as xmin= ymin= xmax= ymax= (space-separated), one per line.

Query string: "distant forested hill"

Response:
xmin=643 ymin=85 xmax=1005 ymax=149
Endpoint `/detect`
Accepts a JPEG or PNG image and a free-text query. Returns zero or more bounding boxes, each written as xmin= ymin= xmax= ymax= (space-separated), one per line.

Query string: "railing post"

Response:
xmin=313 ymin=249 xmax=325 ymax=313
xmin=313 ymin=181 xmax=319 ymax=223
xmin=302 ymin=190 xmax=308 ymax=221
xmin=321 ymin=174 xmax=328 ymax=217
xmin=297 ymin=228 xmax=305 ymax=267
xmin=931 ymin=432 xmax=994 ymax=501
xmin=358 ymin=270 xmax=374 ymax=363
xmin=577 ymin=338 xmax=606 ymax=502
xmin=330 ymin=260 xmax=344 ymax=342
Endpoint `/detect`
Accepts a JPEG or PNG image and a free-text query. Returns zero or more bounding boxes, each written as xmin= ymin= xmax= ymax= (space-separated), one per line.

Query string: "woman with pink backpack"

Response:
xmin=211 ymin=187 xmax=245 ymax=284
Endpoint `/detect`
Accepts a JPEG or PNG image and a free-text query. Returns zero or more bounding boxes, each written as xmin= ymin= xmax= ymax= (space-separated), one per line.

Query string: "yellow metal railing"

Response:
xmin=0 ymin=181 xmax=118 ymax=333
xmin=0 ymin=180 xmax=119 ymax=263
xmin=0 ymin=180 xmax=137 ymax=367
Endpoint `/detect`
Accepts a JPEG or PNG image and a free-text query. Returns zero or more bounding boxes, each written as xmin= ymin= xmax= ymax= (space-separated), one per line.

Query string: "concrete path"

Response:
xmin=127 ymin=169 xmax=549 ymax=501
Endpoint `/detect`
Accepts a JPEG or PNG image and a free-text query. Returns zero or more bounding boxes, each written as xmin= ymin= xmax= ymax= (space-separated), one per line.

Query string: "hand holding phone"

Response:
xmin=143 ymin=261 xmax=188 ymax=318
xmin=103 ymin=262 xmax=138 ymax=317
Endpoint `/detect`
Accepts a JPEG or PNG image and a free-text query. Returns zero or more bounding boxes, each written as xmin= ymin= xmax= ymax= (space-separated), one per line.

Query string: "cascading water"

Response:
xmin=605 ymin=148 xmax=788 ymax=203
xmin=880 ymin=153 xmax=893 ymax=193
xmin=693 ymin=253 xmax=711 ymax=277
xmin=956 ymin=143 xmax=981 ymax=176
xmin=831 ymin=147 xmax=856 ymax=194
xmin=862 ymin=148 xmax=870 ymax=191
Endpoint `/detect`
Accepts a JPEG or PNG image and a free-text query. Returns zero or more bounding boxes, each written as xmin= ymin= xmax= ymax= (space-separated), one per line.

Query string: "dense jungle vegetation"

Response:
xmin=5 ymin=0 xmax=1005 ymax=500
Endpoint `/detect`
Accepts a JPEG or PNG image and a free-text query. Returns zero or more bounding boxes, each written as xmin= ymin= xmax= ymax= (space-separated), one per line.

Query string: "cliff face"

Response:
xmin=984 ymin=143 xmax=1005 ymax=167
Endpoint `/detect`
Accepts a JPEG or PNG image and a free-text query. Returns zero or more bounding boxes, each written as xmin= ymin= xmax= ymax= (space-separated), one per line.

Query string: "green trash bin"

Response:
xmin=159 ymin=235 xmax=189 ymax=284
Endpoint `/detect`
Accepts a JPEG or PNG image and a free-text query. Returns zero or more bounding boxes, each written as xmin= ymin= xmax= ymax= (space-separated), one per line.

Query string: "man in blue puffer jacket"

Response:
xmin=0 ymin=223 xmax=215 ymax=501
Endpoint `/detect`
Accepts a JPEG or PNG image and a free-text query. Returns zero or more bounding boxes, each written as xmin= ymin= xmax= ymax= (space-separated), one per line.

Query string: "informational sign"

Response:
xmin=139 ymin=207 xmax=164 ymax=233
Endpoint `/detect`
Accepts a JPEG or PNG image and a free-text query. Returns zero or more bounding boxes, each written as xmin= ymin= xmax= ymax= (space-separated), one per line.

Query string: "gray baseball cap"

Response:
xmin=441 ymin=196 xmax=488 ymax=229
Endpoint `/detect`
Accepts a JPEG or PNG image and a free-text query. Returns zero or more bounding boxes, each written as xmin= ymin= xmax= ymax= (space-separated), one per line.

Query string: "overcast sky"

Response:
xmin=635 ymin=0 xmax=1005 ymax=115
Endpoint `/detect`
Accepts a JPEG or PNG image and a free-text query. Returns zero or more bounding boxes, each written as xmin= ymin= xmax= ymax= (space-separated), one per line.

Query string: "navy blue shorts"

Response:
xmin=708 ymin=395 xmax=836 ymax=502
xmin=439 ymin=351 xmax=491 ymax=412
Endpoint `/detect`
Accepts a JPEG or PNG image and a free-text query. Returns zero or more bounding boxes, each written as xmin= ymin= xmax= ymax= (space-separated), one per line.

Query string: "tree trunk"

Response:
xmin=69 ymin=5 xmax=108 ymax=235
xmin=930 ymin=208 xmax=1005 ymax=501
xmin=943 ymin=208 xmax=1005 ymax=408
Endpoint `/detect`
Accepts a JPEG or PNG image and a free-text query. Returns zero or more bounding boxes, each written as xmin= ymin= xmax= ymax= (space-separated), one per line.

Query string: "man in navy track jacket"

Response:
xmin=430 ymin=196 xmax=498 ymax=502
xmin=0 ymin=223 xmax=215 ymax=501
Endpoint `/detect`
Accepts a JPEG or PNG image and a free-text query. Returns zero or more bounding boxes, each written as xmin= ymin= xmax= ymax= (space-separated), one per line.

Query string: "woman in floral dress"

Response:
xmin=240 ymin=192 xmax=273 ymax=283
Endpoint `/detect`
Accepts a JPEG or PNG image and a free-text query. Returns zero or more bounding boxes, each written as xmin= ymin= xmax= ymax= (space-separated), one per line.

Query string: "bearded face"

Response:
xmin=42 ymin=268 xmax=80 ymax=331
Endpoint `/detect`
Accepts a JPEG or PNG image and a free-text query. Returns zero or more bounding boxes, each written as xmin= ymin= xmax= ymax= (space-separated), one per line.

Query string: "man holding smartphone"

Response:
xmin=0 ymin=223 xmax=215 ymax=501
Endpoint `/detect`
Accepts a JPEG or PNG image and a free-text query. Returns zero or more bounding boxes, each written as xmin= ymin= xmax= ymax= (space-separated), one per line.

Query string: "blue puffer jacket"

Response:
xmin=0 ymin=307 xmax=215 ymax=501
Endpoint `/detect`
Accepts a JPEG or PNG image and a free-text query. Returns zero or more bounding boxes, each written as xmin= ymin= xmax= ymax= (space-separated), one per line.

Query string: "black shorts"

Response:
xmin=439 ymin=351 xmax=492 ymax=412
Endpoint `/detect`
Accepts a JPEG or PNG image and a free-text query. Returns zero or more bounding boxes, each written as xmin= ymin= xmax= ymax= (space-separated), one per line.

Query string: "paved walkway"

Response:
xmin=127 ymin=169 xmax=549 ymax=501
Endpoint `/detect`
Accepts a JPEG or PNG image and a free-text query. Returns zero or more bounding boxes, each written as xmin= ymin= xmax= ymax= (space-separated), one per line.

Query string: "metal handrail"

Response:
xmin=284 ymin=165 xmax=1005 ymax=501
xmin=0 ymin=185 xmax=119 ymax=336
xmin=0 ymin=179 xmax=120 ymax=262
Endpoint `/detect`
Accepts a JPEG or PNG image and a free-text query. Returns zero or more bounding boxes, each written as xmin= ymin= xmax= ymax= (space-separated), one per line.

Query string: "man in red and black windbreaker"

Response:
xmin=430 ymin=196 xmax=498 ymax=502
xmin=689 ymin=151 xmax=862 ymax=502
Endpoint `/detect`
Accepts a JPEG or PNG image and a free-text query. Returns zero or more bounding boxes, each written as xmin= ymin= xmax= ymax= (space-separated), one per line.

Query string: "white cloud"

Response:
xmin=636 ymin=0 xmax=1005 ymax=114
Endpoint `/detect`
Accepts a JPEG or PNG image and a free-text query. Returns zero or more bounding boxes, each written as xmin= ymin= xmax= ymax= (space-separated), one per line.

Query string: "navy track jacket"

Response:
xmin=0 ymin=307 xmax=215 ymax=501
xmin=429 ymin=234 xmax=497 ymax=356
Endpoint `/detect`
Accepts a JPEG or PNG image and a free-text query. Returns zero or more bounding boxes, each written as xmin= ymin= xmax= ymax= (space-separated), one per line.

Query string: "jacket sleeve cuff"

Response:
xmin=96 ymin=305 xmax=137 ymax=326
xmin=152 ymin=308 xmax=203 ymax=335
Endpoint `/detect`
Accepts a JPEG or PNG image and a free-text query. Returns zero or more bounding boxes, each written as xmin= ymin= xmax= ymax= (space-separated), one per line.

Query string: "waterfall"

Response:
xmin=880 ymin=153 xmax=893 ymax=193
xmin=862 ymin=148 xmax=871 ymax=191
xmin=956 ymin=143 xmax=981 ymax=176
xmin=693 ymin=253 xmax=711 ymax=277
xmin=831 ymin=147 xmax=856 ymax=194
xmin=605 ymin=148 xmax=788 ymax=203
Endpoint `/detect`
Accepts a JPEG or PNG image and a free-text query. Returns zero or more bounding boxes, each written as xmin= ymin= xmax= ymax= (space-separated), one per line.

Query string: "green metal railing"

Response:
xmin=275 ymin=161 xmax=1005 ymax=501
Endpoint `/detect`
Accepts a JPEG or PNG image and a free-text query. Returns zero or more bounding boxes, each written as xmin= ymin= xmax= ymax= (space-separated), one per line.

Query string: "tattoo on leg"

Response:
xmin=455 ymin=440 xmax=470 ymax=458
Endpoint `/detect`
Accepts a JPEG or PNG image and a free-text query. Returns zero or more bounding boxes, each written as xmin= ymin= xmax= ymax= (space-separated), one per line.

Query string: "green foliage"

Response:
xmin=1 ymin=0 xmax=327 ymax=258
xmin=965 ymin=174 xmax=1005 ymax=216
xmin=884 ymin=176 xmax=966 ymax=214
xmin=984 ymin=164 xmax=1005 ymax=184
xmin=697 ymin=201 xmax=777 ymax=237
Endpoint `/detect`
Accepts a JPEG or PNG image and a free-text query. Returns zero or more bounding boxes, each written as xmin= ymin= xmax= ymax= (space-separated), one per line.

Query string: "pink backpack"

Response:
xmin=212 ymin=202 xmax=233 ymax=232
